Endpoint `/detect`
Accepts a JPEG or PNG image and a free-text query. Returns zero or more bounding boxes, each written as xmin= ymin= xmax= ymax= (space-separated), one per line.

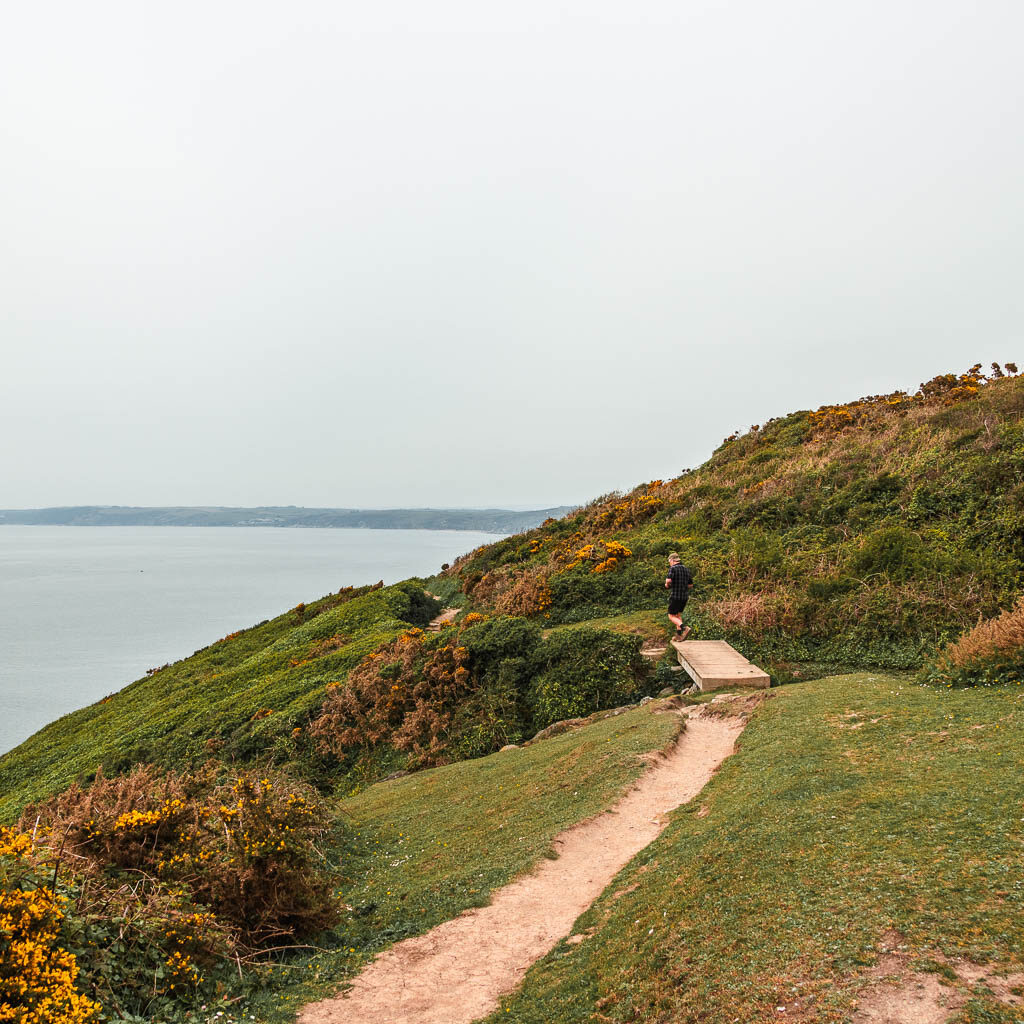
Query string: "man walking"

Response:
xmin=665 ymin=552 xmax=693 ymax=640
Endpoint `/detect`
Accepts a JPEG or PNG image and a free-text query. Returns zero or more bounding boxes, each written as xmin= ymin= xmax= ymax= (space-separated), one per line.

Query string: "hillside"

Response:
xmin=4 ymin=366 xmax=1023 ymax=816
xmin=0 ymin=581 xmax=441 ymax=819
xmin=12 ymin=675 xmax=1018 ymax=1024
xmin=3 ymin=364 xmax=1024 ymax=1024
xmin=450 ymin=364 xmax=1024 ymax=670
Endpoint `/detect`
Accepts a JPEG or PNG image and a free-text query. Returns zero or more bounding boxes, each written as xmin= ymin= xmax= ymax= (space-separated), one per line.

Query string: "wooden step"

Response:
xmin=670 ymin=639 xmax=770 ymax=692
xmin=639 ymin=644 xmax=668 ymax=659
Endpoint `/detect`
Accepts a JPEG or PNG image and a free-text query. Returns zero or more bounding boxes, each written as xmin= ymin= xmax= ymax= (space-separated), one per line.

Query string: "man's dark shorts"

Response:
xmin=668 ymin=597 xmax=688 ymax=615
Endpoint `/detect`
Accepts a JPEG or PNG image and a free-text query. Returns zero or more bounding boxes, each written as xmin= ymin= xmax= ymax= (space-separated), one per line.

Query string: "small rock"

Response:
xmin=639 ymin=696 xmax=653 ymax=706
xmin=657 ymin=686 xmax=676 ymax=698
xmin=532 ymin=718 xmax=587 ymax=742
xmin=499 ymin=744 xmax=519 ymax=752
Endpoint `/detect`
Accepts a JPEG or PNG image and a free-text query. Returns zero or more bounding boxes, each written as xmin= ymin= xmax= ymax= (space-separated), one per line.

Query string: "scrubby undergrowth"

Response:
xmin=919 ymin=596 xmax=1024 ymax=689
xmin=452 ymin=365 xmax=1024 ymax=674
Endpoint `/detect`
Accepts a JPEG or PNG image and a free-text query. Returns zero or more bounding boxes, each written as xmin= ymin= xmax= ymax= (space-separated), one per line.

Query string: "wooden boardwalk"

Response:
xmin=670 ymin=639 xmax=770 ymax=692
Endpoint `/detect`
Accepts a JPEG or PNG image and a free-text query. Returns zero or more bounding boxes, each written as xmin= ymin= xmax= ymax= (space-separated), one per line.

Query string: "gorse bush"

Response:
xmin=14 ymin=764 xmax=340 ymax=1019
xmin=309 ymin=616 xmax=655 ymax=766
xmin=492 ymin=569 xmax=553 ymax=617
xmin=0 ymin=828 xmax=99 ymax=1024
xmin=804 ymin=362 xmax=1017 ymax=437
xmin=23 ymin=765 xmax=338 ymax=947
xmin=310 ymin=628 xmax=477 ymax=767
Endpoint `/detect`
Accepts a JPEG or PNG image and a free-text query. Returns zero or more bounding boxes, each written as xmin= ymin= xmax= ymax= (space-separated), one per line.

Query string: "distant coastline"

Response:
xmin=0 ymin=505 xmax=573 ymax=534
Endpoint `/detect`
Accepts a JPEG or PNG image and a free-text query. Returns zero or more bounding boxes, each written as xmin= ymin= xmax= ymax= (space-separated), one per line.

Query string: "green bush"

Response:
xmin=919 ymin=653 xmax=1024 ymax=689
xmin=528 ymin=629 xmax=654 ymax=730
xmin=847 ymin=526 xmax=933 ymax=581
xmin=546 ymin=562 xmax=662 ymax=623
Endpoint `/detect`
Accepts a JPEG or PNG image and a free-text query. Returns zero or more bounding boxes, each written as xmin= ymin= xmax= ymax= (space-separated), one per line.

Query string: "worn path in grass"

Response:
xmin=298 ymin=706 xmax=744 ymax=1024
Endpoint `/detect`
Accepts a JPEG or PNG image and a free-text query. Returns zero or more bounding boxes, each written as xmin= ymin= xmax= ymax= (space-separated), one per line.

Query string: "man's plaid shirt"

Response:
xmin=668 ymin=563 xmax=692 ymax=599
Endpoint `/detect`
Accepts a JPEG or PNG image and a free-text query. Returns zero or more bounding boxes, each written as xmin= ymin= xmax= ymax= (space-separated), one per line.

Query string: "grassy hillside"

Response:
xmin=245 ymin=704 xmax=683 ymax=1023
xmin=40 ymin=673 xmax=1013 ymax=1024
xmin=452 ymin=366 xmax=1024 ymax=671
xmin=5 ymin=365 xmax=1023 ymax=819
xmin=0 ymin=581 xmax=439 ymax=820
xmin=481 ymin=674 xmax=1024 ymax=1024
xmin=2 ymin=701 xmax=683 ymax=1024
xmin=4 ymin=364 xmax=1024 ymax=1024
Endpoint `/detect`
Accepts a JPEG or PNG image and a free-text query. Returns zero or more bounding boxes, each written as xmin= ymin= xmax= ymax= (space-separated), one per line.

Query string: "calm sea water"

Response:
xmin=0 ymin=526 xmax=499 ymax=755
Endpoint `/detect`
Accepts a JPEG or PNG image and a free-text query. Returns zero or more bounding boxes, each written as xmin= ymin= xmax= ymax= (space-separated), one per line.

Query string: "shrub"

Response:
xmin=310 ymin=617 xmax=543 ymax=767
xmin=493 ymin=569 xmax=552 ymax=617
xmin=848 ymin=526 xmax=932 ymax=582
xmin=60 ymin=884 xmax=233 ymax=1018
xmin=0 ymin=828 xmax=99 ymax=1024
xmin=528 ymin=629 xmax=653 ymax=730
xmin=22 ymin=765 xmax=339 ymax=949
xmin=932 ymin=596 xmax=1024 ymax=669
xmin=309 ymin=630 xmax=430 ymax=753
xmin=545 ymin=561 xmax=662 ymax=623
xmin=920 ymin=597 xmax=1024 ymax=688
xmin=587 ymin=484 xmax=665 ymax=530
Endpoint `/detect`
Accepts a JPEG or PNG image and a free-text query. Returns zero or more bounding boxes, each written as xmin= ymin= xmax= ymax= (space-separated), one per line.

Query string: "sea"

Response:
xmin=0 ymin=526 xmax=501 ymax=756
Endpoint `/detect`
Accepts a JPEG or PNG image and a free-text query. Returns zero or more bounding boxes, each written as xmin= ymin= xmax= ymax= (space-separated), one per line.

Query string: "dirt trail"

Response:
xmin=426 ymin=607 xmax=459 ymax=631
xmin=298 ymin=707 xmax=744 ymax=1024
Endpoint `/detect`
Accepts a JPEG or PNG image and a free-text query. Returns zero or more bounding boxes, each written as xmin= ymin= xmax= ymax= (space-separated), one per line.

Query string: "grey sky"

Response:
xmin=3 ymin=1 xmax=1022 ymax=509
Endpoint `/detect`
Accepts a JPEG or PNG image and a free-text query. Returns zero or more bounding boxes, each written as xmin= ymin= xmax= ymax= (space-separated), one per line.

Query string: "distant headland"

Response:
xmin=0 ymin=505 xmax=574 ymax=533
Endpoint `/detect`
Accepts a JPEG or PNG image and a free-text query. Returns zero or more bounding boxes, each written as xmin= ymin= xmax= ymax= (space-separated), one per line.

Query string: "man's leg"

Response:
xmin=670 ymin=601 xmax=691 ymax=639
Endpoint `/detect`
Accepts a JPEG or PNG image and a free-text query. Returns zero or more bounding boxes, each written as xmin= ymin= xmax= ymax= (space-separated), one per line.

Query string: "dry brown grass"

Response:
xmin=705 ymin=593 xmax=771 ymax=630
xmin=939 ymin=597 xmax=1024 ymax=669
xmin=704 ymin=592 xmax=797 ymax=632
xmin=493 ymin=569 xmax=553 ymax=617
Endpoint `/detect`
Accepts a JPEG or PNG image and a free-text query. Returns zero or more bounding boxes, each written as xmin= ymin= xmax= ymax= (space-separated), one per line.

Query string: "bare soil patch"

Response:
xmin=853 ymin=955 xmax=966 ymax=1024
xmin=853 ymin=932 xmax=1024 ymax=1023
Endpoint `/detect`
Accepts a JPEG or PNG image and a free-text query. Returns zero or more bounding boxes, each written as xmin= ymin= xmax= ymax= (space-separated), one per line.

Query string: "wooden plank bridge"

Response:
xmin=669 ymin=639 xmax=770 ymax=692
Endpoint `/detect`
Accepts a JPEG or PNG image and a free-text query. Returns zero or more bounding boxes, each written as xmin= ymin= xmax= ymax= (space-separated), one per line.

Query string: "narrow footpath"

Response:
xmin=298 ymin=705 xmax=746 ymax=1024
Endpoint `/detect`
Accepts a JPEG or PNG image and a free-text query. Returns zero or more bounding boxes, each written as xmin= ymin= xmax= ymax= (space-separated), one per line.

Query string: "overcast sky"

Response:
xmin=2 ymin=1 xmax=1022 ymax=510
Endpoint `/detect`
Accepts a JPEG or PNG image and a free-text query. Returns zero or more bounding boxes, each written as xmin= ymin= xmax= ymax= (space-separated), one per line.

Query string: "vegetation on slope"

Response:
xmin=452 ymin=365 xmax=1024 ymax=672
xmin=920 ymin=596 xmax=1024 ymax=689
xmin=482 ymin=674 xmax=1024 ymax=1024
xmin=307 ymin=614 xmax=654 ymax=773
xmin=0 ymin=582 xmax=440 ymax=820
xmin=4 ymin=363 xmax=1024 ymax=1023
xmin=2 ymin=705 xmax=681 ymax=1023
xmin=8 ymin=765 xmax=339 ymax=1023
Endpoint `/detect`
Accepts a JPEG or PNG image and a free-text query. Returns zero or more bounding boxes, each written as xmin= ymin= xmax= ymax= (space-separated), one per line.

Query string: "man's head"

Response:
xmin=668 ymin=552 xmax=680 ymax=565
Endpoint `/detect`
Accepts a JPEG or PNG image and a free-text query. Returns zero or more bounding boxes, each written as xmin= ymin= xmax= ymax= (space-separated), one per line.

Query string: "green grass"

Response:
xmin=545 ymin=609 xmax=672 ymax=643
xmin=215 ymin=703 xmax=683 ymax=1024
xmin=477 ymin=674 xmax=1024 ymax=1023
xmin=0 ymin=582 xmax=438 ymax=820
